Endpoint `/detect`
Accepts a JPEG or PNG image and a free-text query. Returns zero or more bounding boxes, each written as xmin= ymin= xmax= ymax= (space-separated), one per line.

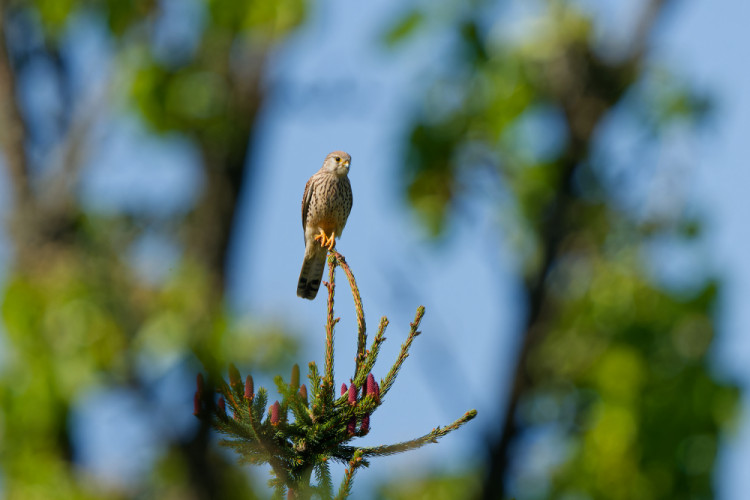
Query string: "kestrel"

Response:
xmin=297 ymin=151 xmax=353 ymax=300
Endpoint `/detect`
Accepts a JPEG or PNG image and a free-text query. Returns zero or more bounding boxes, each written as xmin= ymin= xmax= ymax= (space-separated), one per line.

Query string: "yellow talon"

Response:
xmin=314 ymin=229 xmax=336 ymax=250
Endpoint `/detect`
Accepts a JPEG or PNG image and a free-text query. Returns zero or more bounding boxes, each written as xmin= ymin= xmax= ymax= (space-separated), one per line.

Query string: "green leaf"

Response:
xmin=384 ymin=11 xmax=424 ymax=47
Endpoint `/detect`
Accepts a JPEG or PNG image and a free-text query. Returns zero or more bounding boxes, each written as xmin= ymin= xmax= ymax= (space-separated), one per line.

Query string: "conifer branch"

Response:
xmin=379 ymin=306 xmax=425 ymax=399
xmin=329 ymin=251 xmax=367 ymax=367
xmin=196 ymin=251 xmax=475 ymax=498
xmin=324 ymin=257 xmax=337 ymax=393
xmin=307 ymin=362 xmax=321 ymax=402
xmin=334 ymin=450 xmax=365 ymax=500
xmin=354 ymin=316 xmax=388 ymax=386
xmin=359 ymin=410 xmax=478 ymax=457
xmin=314 ymin=461 xmax=334 ymax=500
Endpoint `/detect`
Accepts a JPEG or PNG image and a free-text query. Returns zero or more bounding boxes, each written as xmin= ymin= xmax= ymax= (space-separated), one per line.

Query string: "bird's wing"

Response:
xmin=301 ymin=176 xmax=314 ymax=230
xmin=344 ymin=177 xmax=353 ymax=220
xmin=336 ymin=177 xmax=354 ymax=237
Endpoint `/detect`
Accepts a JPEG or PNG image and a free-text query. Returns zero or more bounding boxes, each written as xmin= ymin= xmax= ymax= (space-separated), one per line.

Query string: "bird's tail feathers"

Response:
xmin=297 ymin=244 xmax=327 ymax=300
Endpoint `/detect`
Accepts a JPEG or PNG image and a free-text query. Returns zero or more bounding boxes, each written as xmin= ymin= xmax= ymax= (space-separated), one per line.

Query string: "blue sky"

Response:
xmin=42 ymin=0 xmax=750 ymax=497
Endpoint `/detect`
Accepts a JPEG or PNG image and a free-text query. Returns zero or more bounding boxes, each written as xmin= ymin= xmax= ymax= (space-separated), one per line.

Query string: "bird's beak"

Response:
xmin=343 ymin=161 xmax=350 ymax=170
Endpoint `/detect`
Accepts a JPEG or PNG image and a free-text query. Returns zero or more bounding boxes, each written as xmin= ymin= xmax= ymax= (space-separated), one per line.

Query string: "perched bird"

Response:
xmin=297 ymin=151 xmax=353 ymax=299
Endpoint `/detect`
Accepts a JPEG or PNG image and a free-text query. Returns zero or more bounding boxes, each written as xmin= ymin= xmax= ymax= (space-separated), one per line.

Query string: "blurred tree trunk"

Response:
xmin=0 ymin=3 xmax=32 ymax=208
xmin=482 ymin=4 xmax=674 ymax=496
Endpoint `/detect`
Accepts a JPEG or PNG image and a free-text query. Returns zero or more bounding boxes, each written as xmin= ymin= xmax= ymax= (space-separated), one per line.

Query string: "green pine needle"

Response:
xmin=198 ymin=251 xmax=476 ymax=498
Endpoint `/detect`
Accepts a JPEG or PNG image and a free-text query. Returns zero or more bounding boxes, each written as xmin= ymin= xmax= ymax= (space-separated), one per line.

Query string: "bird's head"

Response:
xmin=322 ymin=151 xmax=351 ymax=176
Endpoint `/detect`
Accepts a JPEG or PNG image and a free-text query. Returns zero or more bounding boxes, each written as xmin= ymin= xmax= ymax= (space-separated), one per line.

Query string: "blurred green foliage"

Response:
xmin=376 ymin=471 xmax=481 ymax=500
xmin=0 ymin=0 xmax=306 ymax=497
xmin=1 ymin=235 xmax=293 ymax=499
xmin=383 ymin=10 xmax=424 ymax=48
xmin=386 ymin=1 xmax=738 ymax=499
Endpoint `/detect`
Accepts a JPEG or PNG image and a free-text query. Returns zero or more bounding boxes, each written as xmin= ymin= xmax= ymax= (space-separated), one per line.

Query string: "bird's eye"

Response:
xmin=334 ymin=156 xmax=341 ymax=163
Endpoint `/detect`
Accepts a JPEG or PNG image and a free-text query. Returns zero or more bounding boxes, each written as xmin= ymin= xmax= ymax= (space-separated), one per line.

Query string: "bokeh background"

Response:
xmin=0 ymin=0 xmax=748 ymax=498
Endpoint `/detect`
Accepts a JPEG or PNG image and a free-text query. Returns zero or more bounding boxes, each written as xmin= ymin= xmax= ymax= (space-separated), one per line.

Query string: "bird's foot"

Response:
xmin=314 ymin=229 xmax=336 ymax=251
xmin=325 ymin=234 xmax=336 ymax=251
xmin=313 ymin=229 xmax=327 ymax=247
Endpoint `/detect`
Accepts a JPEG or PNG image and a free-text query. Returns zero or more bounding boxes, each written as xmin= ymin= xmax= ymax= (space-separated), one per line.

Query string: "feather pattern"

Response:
xmin=297 ymin=151 xmax=353 ymax=299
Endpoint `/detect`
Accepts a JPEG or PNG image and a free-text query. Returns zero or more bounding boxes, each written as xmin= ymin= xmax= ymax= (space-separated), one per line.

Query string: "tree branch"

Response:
xmin=481 ymin=1 xmax=678 ymax=498
xmin=0 ymin=2 xmax=32 ymax=207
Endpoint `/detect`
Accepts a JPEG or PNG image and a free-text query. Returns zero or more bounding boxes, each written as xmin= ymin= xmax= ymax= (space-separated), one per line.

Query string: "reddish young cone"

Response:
xmin=366 ymin=373 xmax=380 ymax=402
xmin=270 ymin=401 xmax=281 ymax=425
xmin=341 ymin=383 xmax=348 ymax=396
xmin=299 ymin=384 xmax=308 ymax=404
xmin=360 ymin=414 xmax=370 ymax=435
xmin=245 ymin=375 xmax=254 ymax=401
xmin=347 ymin=418 xmax=356 ymax=437
xmin=217 ymin=397 xmax=226 ymax=416
xmin=348 ymin=383 xmax=357 ymax=406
